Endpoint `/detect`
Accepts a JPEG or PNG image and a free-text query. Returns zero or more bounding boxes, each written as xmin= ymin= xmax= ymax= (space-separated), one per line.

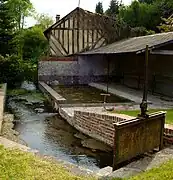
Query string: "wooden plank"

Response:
xmin=72 ymin=17 xmax=75 ymax=54
xmin=91 ymin=29 xmax=94 ymax=47
xmin=50 ymin=38 xmax=64 ymax=56
xmin=77 ymin=8 xmax=80 ymax=53
xmin=62 ymin=21 xmax=65 ymax=47
xmin=53 ymin=27 xmax=101 ymax=30
xmin=51 ymin=32 xmax=68 ymax=55
xmin=91 ymin=34 xmax=104 ymax=49
xmin=67 ymin=19 xmax=70 ymax=54
xmin=82 ymin=13 xmax=85 ymax=49
xmin=151 ymin=50 xmax=173 ymax=55
xmin=87 ymin=18 xmax=89 ymax=47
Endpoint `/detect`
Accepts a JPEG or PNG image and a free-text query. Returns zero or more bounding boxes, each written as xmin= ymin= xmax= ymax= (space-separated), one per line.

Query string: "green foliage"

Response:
xmin=0 ymin=54 xmax=37 ymax=87
xmin=13 ymin=27 xmax=48 ymax=64
xmin=34 ymin=13 xmax=54 ymax=31
xmin=0 ymin=55 xmax=24 ymax=86
xmin=7 ymin=0 xmax=35 ymax=30
xmin=119 ymin=1 xmax=159 ymax=30
xmin=158 ymin=15 xmax=173 ymax=32
xmin=105 ymin=0 xmax=121 ymax=17
xmin=119 ymin=0 xmax=173 ymax=31
xmin=95 ymin=2 xmax=104 ymax=14
xmin=0 ymin=0 xmax=15 ymax=56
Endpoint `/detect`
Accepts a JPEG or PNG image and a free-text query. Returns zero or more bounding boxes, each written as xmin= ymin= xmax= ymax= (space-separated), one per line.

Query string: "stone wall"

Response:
xmin=38 ymin=57 xmax=79 ymax=84
xmin=38 ymin=55 xmax=117 ymax=85
xmin=0 ymin=84 xmax=7 ymax=132
xmin=73 ymin=111 xmax=132 ymax=147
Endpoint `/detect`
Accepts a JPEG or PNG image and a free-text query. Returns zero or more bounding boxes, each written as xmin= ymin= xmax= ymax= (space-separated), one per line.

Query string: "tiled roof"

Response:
xmin=79 ymin=32 xmax=173 ymax=55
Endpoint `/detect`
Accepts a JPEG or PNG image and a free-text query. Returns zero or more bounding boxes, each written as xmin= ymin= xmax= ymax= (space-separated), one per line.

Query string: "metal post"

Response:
xmin=138 ymin=45 xmax=149 ymax=118
xmin=107 ymin=57 xmax=110 ymax=93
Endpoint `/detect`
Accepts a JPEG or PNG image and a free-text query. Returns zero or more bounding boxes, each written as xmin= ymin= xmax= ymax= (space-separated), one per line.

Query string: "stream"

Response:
xmin=7 ymin=91 xmax=112 ymax=171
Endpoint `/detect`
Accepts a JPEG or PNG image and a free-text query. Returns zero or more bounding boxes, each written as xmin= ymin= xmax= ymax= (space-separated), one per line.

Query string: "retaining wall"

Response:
xmin=0 ymin=83 xmax=7 ymax=132
xmin=73 ymin=111 xmax=133 ymax=147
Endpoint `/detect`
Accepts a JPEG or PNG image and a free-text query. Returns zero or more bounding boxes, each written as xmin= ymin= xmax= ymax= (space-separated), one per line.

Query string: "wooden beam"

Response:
xmin=87 ymin=19 xmax=89 ymax=48
xmin=51 ymin=32 xmax=68 ymax=55
xmin=77 ymin=8 xmax=80 ymax=53
xmin=50 ymin=46 xmax=59 ymax=56
xmin=50 ymin=40 xmax=63 ymax=56
xmin=82 ymin=13 xmax=85 ymax=49
xmin=53 ymin=27 xmax=101 ymax=30
xmin=62 ymin=21 xmax=65 ymax=47
xmin=91 ymin=35 xmax=104 ymax=49
xmin=150 ymin=50 xmax=173 ymax=55
xmin=67 ymin=19 xmax=70 ymax=53
xmin=91 ymin=29 xmax=94 ymax=47
xmin=72 ymin=17 xmax=75 ymax=54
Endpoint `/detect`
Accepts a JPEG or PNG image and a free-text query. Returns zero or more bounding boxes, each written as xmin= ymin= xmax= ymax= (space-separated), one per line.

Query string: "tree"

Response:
xmin=34 ymin=13 xmax=54 ymax=30
xmin=138 ymin=0 xmax=155 ymax=4
xmin=7 ymin=0 xmax=34 ymax=30
xmin=119 ymin=0 xmax=161 ymax=31
xmin=158 ymin=15 xmax=173 ymax=32
xmin=13 ymin=26 xmax=48 ymax=63
xmin=95 ymin=2 xmax=104 ymax=14
xmin=105 ymin=0 xmax=121 ymax=17
xmin=0 ymin=0 xmax=15 ymax=56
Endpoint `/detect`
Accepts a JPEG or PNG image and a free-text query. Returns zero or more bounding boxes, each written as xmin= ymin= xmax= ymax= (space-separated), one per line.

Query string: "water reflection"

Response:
xmin=8 ymin=94 xmax=112 ymax=171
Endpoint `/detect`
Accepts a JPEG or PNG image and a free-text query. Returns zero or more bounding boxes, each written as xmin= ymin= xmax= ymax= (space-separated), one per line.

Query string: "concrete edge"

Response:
xmin=0 ymin=83 xmax=7 ymax=133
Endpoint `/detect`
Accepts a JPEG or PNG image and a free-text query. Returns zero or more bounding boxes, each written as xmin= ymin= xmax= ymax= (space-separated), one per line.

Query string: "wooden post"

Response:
xmin=107 ymin=55 xmax=110 ymax=93
xmin=113 ymin=124 xmax=119 ymax=171
xmin=77 ymin=8 xmax=80 ymax=53
xmin=139 ymin=45 xmax=149 ymax=118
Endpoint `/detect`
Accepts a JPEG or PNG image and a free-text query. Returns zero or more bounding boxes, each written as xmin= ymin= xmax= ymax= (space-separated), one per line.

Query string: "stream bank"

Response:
xmin=6 ymin=89 xmax=113 ymax=171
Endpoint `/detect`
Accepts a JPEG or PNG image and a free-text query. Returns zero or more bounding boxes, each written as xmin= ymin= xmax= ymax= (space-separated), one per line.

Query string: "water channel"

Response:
xmin=7 ymin=91 xmax=113 ymax=171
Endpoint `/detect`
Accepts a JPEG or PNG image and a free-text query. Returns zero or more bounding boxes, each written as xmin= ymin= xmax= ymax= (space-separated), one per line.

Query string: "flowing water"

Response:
xmin=7 ymin=92 xmax=112 ymax=171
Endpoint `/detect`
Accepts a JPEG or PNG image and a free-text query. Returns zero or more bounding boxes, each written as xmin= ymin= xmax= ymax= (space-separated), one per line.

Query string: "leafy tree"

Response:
xmin=0 ymin=55 xmax=24 ymax=86
xmin=119 ymin=1 xmax=161 ymax=31
xmin=0 ymin=0 xmax=15 ymax=56
xmin=13 ymin=27 xmax=48 ymax=64
xmin=95 ymin=2 xmax=104 ymax=14
xmin=138 ymin=0 xmax=155 ymax=4
xmin=105 ymin=0 xmax=121 ymax=17
xmin=158 ymin=15 xmax=173 ymax=32
xmin=34 ymin=13 xmax=54 ymax=30
xmin=7 ymin=0 xmax=34 ymax=30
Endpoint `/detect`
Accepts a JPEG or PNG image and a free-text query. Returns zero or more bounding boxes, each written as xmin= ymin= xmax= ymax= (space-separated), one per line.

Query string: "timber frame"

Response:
xmin=44 ymin=7 xmax=117 ymax=57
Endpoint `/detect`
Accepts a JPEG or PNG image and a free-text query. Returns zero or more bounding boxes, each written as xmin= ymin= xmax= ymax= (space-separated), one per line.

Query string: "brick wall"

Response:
xmin=74 ymin=111 xmax=131 ymax=147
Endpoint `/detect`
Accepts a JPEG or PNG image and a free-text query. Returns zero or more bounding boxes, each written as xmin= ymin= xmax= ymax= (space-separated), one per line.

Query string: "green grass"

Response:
xmin=114 ymin=109 xmax=173 ymax=124
xmin=0 ymin=145 xmax=96 ymax=180
xmin=7 ymin=88 xmax=45 ymax=101
xmin=128 ymin=160 xmax=173 ymax=180
xmin=1 ymin=144 xmax=173 ymax=180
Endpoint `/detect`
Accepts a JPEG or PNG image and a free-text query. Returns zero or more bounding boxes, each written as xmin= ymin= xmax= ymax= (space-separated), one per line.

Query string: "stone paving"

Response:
xmin=89 ymin=82 xmax=173 ymax=108
xmin=103 ymin=146 xmax=173 ymax=179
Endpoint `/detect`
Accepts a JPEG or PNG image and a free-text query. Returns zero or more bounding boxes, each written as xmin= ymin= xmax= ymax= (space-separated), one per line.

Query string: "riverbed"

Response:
xmin=7 ymin=92 xmax=113 ymax=171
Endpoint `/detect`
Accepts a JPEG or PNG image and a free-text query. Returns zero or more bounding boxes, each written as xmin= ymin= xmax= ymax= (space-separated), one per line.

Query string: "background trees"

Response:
xmin=95 ymin=2 xmax=104 ymax=14
xmin=95 ymin=0 xmax=173 ymax=33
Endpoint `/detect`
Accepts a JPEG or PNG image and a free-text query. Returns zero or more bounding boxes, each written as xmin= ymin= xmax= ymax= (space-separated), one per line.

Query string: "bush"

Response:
xmin=0 ymin=54 xmax=37 ymax=87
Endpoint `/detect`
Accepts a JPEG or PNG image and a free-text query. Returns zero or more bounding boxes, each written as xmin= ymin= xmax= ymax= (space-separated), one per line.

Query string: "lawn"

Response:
xmin=0 ymin=145 xmax=96 ymax=180
xmin=1 ymin=144 xmax=173 ymax=180
xmin=114 ymin=109 xmax=173 ymax=124
xmin=128 ymin=160 xmax=173 ymax=180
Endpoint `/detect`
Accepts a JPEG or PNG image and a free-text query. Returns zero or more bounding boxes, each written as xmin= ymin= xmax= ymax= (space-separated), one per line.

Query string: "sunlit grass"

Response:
xmin=114 ymin=109 xmax=173 ymax=124
xmin=0 ymin=145 xmax=96 ymax=180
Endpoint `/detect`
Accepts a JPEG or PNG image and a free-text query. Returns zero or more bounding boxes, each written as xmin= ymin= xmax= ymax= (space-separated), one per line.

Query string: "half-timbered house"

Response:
xmin=44 ymin=7 xmax=117 ymax=57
